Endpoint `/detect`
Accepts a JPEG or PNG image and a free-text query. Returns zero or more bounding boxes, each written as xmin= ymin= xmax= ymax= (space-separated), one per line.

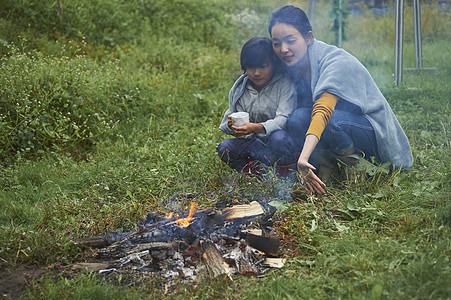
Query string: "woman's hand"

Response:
xmin=297 ymin=134 xmax=326 ymax=194
xmin=297 ymin=157 xmax=326 ymax=194
xmin=231 ymin=122 xmax=264 ymax=136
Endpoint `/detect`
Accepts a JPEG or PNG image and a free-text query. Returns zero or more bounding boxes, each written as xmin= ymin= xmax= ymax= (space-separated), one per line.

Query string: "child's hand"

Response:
xmin=232 ymin=123 xmax=264 ymax=136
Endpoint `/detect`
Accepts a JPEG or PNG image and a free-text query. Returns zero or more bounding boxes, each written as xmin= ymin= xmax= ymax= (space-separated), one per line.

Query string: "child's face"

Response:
xmin=246 ymin=60 xmax=273 ymax=91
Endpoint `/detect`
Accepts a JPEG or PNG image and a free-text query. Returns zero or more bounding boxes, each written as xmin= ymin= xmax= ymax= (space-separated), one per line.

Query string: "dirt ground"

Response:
xmin=0 ymin=261 xmax=171 ymax=299
xmin=0 ymin=262 xmax=77 ymax=299
xmin=0 ymin=262 xmax=45 ymax=298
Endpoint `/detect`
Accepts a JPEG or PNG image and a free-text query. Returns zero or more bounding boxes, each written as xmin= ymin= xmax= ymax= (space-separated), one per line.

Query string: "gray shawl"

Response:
xmin=308 ymin=39 xmax=413 ymax=168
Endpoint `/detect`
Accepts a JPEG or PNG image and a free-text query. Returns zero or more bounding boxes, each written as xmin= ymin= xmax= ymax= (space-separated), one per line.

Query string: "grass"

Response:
xmin=0 ymin=0 xmax=450 ymax=299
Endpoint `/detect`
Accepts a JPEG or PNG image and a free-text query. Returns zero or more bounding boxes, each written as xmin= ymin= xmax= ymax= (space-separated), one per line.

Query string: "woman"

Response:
xmin=217 ymin=37 xmax=298 ymax=176
xmin=268 ymin=5 xmax=413 ymax=193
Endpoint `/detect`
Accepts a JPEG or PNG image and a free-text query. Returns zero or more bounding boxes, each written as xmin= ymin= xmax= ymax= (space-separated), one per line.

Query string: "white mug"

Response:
xmin=230 ymin=112 xmax=249 ymax=127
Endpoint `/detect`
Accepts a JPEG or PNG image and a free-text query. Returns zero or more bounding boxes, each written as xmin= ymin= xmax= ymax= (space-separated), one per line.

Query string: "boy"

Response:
xmin=217 ymin=37 xmax=298 ymax=175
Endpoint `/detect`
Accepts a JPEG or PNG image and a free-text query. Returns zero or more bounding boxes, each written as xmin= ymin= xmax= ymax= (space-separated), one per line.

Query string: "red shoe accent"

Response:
xmin=274 ymin=154 xmax=300 ymax=177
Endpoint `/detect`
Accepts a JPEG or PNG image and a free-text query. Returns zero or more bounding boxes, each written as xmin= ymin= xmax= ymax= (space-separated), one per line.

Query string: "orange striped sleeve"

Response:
xmin=306 ymin=92 xmax=338 ymax=139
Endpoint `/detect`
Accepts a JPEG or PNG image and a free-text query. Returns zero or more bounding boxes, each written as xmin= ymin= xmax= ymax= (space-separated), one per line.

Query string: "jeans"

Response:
xmin=216 ymin=129 xmax=298 ymax=172
xmin=287 ymin=108 xmax=379 ymax=166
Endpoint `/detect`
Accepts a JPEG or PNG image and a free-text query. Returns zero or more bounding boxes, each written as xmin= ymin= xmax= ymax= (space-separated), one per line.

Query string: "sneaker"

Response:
xmin=333 ymin=149 xmax=365 ymax=182
xmin=333 ymin=149 xmax=365 ymax=167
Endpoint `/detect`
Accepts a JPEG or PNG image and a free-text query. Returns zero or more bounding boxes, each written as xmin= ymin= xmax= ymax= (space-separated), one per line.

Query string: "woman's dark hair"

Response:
xmin=268 ymin=5 xmax=312 ymax=38
xmin=240 ymin=37 xmax=281 ymax=74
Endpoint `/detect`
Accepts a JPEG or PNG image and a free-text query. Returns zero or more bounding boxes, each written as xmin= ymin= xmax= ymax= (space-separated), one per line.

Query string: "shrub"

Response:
xmin=0 ymin=46 xmax=144 ymax=161
xmin=0 ymin=0 xmax=249 ymax=50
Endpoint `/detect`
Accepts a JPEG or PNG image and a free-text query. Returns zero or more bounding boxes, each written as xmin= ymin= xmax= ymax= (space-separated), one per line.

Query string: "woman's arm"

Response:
xmin=306 ymin=92 xmax=337 ymax=138
xmin=298 ymin=92 xmax=338 ymax=194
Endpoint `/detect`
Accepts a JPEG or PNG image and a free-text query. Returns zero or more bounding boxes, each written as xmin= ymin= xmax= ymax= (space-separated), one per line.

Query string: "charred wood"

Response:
xmin=241 ymin=232 xmax=280 ymax=257
xmin=96 ymin=241 xmax=175 ymax=259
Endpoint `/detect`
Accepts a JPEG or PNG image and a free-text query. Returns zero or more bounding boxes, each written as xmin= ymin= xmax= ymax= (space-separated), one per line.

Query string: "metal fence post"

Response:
xmin=338 ymin=0 xmax=343 ymax=48
xmin=413 ymin=0 xmax=423 ymax=69
xmin=394 ymin=0 xmax=404 ymax=86
xmin=308 ymin=0 xmax=316 ymax=26
xmin=394 ymin=0 xmax=439 ymax=85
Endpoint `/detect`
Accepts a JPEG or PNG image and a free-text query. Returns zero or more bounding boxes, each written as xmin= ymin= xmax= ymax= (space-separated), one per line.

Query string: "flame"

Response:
xmin=175 ymin=202 xmax=196 ymax=227
xmin=165 ymin=212 xmax=174 ymax=219
xmin=256 ymin=250 xmax=266 ymax=256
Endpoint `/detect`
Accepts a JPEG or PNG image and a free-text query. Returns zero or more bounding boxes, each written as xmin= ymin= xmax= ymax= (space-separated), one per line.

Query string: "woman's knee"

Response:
xmin=217 ymin=138 xmax=255 ymax=160
xmin=323 ymin=110 xmax=377 ymax=156
xmin=267 ymin=130 xmax=292 ymax=148
xmin=287 ymin=108 xmax=311 ymax=133
xmin=267 ymin=130 xmax=288 ymax=144
xmin=267 ymin=130 xmax=298 ymax=162
xmin=328 ymin=110 xmax=372 ymax=130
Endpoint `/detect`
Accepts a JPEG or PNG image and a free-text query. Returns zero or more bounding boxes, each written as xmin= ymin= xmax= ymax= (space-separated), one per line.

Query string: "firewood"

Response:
xmin=263 ymin=258 xmax=286 ymax=268
xmin=246 ymin=229 xmax=263 ymax=236
xmin=201 ymin=240 xmax=231 ymax=278
xmin=222 ymin=201 xmax=264 ymax=220
xmin=96 ymin=241 xmax=175 ymax=259
xmin=71 ymin=262 xmax=110 ymax=271
xmin=241 ymin=232 xmax=280 ymax=257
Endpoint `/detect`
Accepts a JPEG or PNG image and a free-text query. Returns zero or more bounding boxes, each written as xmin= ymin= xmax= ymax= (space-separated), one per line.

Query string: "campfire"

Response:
xmin=74 ymin=200 xmax=286 ymax=288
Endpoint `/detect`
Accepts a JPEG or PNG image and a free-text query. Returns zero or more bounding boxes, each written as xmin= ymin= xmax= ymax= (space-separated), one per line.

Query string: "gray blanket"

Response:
xmin=308 ymin=39 xmax=413 ymax=168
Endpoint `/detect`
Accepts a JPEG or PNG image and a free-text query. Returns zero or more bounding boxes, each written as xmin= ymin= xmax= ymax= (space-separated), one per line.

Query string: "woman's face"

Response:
xmin=271 ymin=23 xmax=312 ymax=68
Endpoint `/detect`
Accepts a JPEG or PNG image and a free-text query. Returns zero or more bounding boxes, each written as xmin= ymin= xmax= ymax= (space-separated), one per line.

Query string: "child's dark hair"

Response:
xmin=240 ymin=37 xmax=280 ymax=74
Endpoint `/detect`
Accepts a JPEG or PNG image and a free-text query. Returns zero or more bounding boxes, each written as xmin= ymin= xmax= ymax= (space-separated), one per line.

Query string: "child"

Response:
xmin=217 ymin=37 xmax=298 ymax=175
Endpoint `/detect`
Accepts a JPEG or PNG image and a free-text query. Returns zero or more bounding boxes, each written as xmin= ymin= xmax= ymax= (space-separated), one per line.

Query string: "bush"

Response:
xmin=0 ymin=0 xmax=249 ymax=50
xmin=0 ymin=46 xmax=144 ymax=161
xmin=0 ymin=0 xmax=141 ymax=46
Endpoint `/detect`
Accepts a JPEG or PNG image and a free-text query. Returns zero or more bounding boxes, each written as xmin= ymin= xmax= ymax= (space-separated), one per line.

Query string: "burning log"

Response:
xmin=116 ymin=250 xmax=150 ymax=270
xmin=224 ymin=245 xmax=261 ymax=276
xmin=73 ymin=236 xmax=110 ymax=248
xmin=75 ymin=200 xmax=283 ymax=288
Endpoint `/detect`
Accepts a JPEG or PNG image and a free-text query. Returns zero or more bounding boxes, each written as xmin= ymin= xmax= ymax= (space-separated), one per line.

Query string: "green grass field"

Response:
xmin=1 ymin=0 xmax=450 ymax=298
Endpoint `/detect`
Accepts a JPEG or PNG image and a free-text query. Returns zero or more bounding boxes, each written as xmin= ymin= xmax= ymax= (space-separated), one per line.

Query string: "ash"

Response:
xmin=79 ymin=203 xmax=280 ymax=288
